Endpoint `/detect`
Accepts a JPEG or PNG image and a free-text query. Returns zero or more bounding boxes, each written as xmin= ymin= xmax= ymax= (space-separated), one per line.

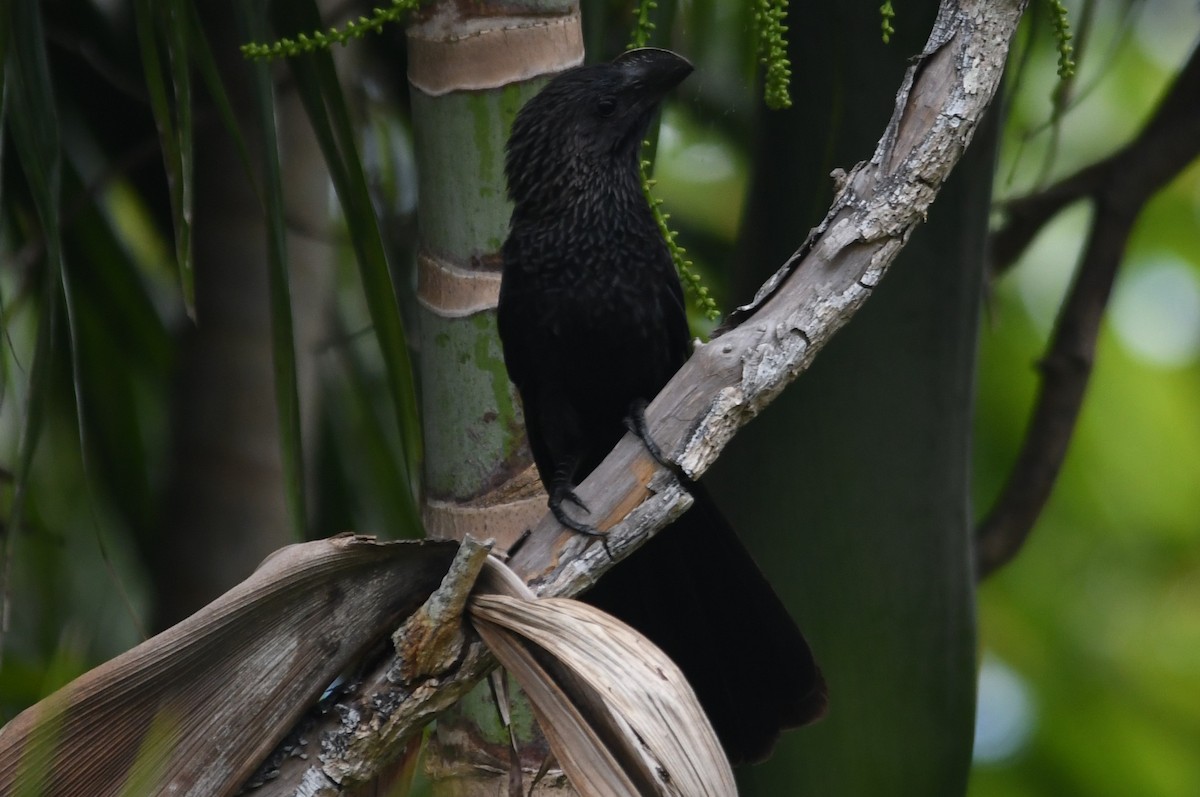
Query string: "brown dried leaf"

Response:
xmin=470 ymin=558 xmax=736 ymax=797
xmin=0 ymin=535 xmax=458 ymax=797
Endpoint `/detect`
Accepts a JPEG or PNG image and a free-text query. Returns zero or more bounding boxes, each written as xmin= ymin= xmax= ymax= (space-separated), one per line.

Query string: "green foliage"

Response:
xmin=241 ymin=0 xmax=424 ymax=61
xmin=629 ymin=0 xmax=657 ymax=49
xmin=0 ymin=0 xmax=424 ymax=713
xmin=2 ymin=0 xmax=172 ymax=686
xmin=880 ymin=1 xmax=896 ymax=44
xmin=1044 ymin=0 xmax=1076 ymax=79
xmin=134 ymin=0 xmax=196 ymax=317
xmin=626 ymin=0 xmax=721 ymax=323
xmin=5 ymin=4 xmax=1196 ymax=793
xmin=3 ymin=12 xmax=59 ymax=521
xmin=641 ymin=155 xmax=720 ymax=322
xmin=236 ymin=2 xmax=308 ymax=540
xmin=974 ymin=3 xmax=1200 ymax=792
xmin=270 ymin=0 xmax=423 ymax=529
xmin=752 ymin=0 xmax=792 ymax=110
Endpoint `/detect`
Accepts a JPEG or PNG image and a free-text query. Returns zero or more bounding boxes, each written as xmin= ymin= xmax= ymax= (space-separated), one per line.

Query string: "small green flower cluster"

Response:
xmin=629 ymin=0 xmax=658 ymax=50
xmin=240 ymin=0 xmax=421 ymax=61
xmin=1046 ymin=0 xmax=1076 ymax=78
xmin=641 ymin=156 xmax=721 ymax=322
xmin=880 ymin=1 xmax=896 ymax=44
xmin=753 ymin=0 xmax=792 ymax=110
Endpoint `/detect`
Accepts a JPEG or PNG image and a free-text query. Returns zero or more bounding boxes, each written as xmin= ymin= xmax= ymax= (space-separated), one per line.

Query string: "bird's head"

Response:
xmin=505 ymin=48 xmax=693 ymax=210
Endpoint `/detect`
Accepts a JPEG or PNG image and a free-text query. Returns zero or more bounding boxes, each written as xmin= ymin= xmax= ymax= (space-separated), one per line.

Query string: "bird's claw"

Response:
xmin=563 ymin=488 xmax=590 ymax=514
xmin=626 ymin=398 xmax=692 ymax=484
xmin=550 ymin=491 xmax=601 ymax=537
xmin=550 ymin=489 xmax=613 ymax=558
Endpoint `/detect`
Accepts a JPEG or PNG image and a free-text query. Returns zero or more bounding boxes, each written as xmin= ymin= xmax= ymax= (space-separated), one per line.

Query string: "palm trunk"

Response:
xmin=714 ymin=2 xmax=993 ymax=793
xmin=406 ymin=2 xmax=583 ymax=792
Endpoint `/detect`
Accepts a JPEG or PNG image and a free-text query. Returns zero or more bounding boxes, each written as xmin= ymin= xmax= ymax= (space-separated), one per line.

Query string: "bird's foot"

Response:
xmin=550 ymin=488 xmax=613 ymax=558
xmin=550 ymin=488 xmax=601 ymax=536
xmin=626 ymin=398 xmax=694 ymax=486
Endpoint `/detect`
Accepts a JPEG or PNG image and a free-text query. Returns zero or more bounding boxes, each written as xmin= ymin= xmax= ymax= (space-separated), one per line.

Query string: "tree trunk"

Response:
xmin=406 ymin=1 xmax=582 ymax=792
xmin=151 ymin=5 xmax=335 ymax=628
xmin=712 ymin=3 xmax=994 ymax=793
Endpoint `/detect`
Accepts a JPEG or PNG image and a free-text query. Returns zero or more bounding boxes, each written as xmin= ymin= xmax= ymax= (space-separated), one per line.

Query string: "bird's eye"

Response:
xmin=596 ymin=96 xmax=616 ymax=117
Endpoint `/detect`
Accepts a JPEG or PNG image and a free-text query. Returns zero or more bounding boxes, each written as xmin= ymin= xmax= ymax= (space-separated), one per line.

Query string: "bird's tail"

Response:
xmin=581 ymin=483 xmax=827 ymax=765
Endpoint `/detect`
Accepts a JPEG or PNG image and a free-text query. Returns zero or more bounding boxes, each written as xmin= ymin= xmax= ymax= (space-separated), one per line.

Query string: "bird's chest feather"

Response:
xmin=502 ymin=212 xmax=676 ymax=349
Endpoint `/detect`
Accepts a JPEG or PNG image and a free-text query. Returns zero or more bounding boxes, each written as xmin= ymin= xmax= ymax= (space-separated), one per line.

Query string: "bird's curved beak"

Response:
xmin=612 ymin=47 xmax=694 ymax=98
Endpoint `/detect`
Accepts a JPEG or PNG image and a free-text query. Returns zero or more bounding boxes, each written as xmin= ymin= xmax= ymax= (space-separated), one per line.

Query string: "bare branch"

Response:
xmin=508 ymin=0 xmax=1030 ymax=595
xmin=976 ymin=40 xmax=1200 ymax=577
xmin=261 ymin=2 xmax=1030 ymax=790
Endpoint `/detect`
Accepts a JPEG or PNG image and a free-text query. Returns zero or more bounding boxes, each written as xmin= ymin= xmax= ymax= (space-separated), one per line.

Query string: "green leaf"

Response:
xmin=5 ymin=0 xmax=62 ymax=456
xmin=0 ymin=282 xmax=55 ymax=671
xmin=325 ymin=327 xmax=421 ymax=536
xmin=269 ymin=0 xmax=423 ymax=532
xmin=0 ymin=1 xmax=12 ymax=94
xmin=133 ymin=0 xmax=195 ymax=318
xmin=166 ymin=0 xmax=194 ymax=314
xmin=187 ymin=2 xmax=261 ymax=203
xmin=58 ymin=164 xmax=173 ymax=534
xmin=235 ymin=2 xmax=308 ymax=540
xmin=7 ymin=0 xmax=61 ymax=220
xmin=1 ymin=0 xmax=63 ymax=667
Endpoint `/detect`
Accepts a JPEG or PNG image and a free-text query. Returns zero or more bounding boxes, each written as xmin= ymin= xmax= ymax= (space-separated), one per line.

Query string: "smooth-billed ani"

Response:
xmin=497 ymin=47 xmax=826 ymax=765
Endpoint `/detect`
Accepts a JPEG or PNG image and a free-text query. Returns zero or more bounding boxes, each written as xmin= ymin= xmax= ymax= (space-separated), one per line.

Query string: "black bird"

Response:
xmin=497 ymin=47 xmax=827 ymax=765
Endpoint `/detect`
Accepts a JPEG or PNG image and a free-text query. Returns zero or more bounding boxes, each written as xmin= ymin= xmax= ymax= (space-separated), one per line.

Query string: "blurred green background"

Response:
xmin=652 ymin=4 xmax=1200 ymax=790
xmin=970 ymin=3 xmax=1200 ymax=794
xmin=652 ymin=4 xmax=1200 ymax=786
xmin=2 ymin=0 xmax=1199 ymax=794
